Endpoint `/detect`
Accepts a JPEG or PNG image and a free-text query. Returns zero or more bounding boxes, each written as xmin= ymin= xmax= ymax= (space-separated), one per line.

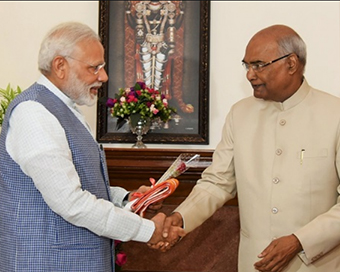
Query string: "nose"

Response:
xmin=246 ymin=67 xmax=257 ymax=81
xmin=98 ymin=68 xmax=109 ymax=82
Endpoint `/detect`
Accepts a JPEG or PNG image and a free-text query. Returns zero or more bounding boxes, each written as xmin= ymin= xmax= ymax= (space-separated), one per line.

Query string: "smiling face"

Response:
xmin=61 ymin=39 xmax=108 ymax=106
xmin=242 ymin=25 xmax=302 ymax=102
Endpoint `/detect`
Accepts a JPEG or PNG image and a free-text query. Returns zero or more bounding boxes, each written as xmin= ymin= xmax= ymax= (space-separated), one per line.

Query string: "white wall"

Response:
xmin=1 ymin=1 xmax=339 ymax=150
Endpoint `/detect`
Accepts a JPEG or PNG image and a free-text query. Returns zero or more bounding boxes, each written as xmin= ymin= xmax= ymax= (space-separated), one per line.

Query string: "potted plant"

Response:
xmin=0 ymin=84 xmax=22 ymax=127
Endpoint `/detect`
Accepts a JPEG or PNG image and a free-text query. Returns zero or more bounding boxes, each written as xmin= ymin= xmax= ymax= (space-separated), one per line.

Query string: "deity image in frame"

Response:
xmin=97 ymin=1 xmax=210 ymax=145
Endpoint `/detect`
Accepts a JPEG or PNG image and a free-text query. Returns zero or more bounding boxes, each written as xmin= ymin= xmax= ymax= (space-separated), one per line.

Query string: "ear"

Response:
xmin=51 ymin=56 xmax=67 ymax=79
xmin=287 ymin=54 xmax=299 ymax=74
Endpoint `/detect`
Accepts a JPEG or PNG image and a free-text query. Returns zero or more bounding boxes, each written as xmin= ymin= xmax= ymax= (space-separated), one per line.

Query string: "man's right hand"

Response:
xmin=148 ymin=212 xmax=185 ymax=252
xmin=148 ymin=212 xmax=167 ymax=245
xmin=162 ymin=212 xmax=183 ymax=238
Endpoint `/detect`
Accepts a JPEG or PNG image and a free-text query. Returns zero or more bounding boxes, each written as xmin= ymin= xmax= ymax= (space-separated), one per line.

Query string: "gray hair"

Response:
xmin=277 ymin=33 xmax=307 ymax=73
xmin=38 ymin=21 xmax=101 ymax=74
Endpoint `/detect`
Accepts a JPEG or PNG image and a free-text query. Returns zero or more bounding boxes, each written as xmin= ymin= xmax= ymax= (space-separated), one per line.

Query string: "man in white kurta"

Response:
xmin=161 ymin=25 xmax=340 ymax=271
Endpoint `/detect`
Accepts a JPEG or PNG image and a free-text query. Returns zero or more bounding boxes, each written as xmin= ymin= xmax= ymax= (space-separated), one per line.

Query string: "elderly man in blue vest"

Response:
xmin=0 ymin=21 xmax=184 ymax=271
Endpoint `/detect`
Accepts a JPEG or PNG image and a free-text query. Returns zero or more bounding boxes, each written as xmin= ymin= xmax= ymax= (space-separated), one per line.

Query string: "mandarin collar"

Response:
xmin=272 ymin=79 xmax=310 ymax=111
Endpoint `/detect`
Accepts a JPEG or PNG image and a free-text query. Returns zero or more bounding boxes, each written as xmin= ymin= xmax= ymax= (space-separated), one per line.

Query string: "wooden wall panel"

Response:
xmin=104 ymin=148 xmax=240 ymax=272
xmin=104 ymin=148 xmax=238 ymax=206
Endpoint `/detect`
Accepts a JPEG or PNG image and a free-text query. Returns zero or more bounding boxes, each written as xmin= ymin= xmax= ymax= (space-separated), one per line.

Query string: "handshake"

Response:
xmin=127 ymin=182 xmax=186 ymax=252
xmin=127 ymin=154 xmax=203 ymax=251
xmin=148 ymin=211 xmax=185 ymax=252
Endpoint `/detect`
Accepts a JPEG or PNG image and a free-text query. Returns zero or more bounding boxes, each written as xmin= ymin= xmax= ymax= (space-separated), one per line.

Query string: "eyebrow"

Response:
xmin=242 ymin=59 xmax=264 ymax=64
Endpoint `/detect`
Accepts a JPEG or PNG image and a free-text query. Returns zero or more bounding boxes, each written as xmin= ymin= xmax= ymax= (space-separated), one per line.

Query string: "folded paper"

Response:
xmin=131 ymin=178 xmax=179 ymax=217
xmin=127 ymin=153 xmax=205 ymax=217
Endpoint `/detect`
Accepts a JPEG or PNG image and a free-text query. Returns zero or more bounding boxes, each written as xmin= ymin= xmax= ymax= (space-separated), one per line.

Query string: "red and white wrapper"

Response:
xmin=130 ymin=178 xmax=179 ymax=217
xmin=125 ymin=153 xmax=205 ymax=217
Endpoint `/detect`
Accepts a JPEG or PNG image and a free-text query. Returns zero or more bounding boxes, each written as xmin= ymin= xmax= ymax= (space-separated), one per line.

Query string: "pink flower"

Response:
xmin=151 ymin=105 xmax=159 ymax=114
xmin=115 ymin=252 xmax=127 ymax=266
xmin=127 ymin=95 xmax=137 ymax=103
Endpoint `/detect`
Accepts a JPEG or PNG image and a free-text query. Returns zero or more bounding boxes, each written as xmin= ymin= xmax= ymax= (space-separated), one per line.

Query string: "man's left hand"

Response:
xmin=131 ymin=185 xmax=163 ymax=212
xmin=254 ymin=234 xmax=303 ymax=272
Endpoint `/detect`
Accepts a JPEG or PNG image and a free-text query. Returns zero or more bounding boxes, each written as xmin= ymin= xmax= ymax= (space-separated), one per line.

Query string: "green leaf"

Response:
xmin=129 ymin=113 xmax=142 ymax=128
xmin=0 ymin=83 xmax=22 ymax=126
xmin=134 ymin=82 xmax=142 ymax=90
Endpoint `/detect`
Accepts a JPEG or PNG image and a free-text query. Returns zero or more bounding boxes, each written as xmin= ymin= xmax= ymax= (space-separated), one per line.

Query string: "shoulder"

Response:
xmin=231 ymin=96 xmax=264 ymax=112
xmin=308 ymin=87 xmax=340 ymax=110
xmin=310 ymin=87 xmax=340 ymax=101
xmin=11 ymin=100 xmax=50 ymax=117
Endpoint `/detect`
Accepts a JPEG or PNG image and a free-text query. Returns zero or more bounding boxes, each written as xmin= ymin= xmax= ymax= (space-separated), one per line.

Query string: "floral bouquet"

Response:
xmin=126 ymin=154 xmax=203 ymax=217
xmin=105 ymin=81 xmax=177 ymax=129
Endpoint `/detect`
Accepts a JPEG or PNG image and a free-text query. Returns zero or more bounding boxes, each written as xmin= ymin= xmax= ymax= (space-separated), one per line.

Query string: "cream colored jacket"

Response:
xmin=175 ymin=80 xmax=340 ymax=271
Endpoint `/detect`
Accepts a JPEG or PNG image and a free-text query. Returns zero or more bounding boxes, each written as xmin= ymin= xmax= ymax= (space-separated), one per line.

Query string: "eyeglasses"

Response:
xmin=64 ymin=55 xmax=106 ymax=75
xmin=242 ymin=53 xmax=292 ymax=72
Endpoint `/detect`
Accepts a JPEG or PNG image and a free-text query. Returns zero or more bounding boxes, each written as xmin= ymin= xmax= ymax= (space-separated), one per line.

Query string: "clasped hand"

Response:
xmin=148 ymin=212 xmax=184 ymax=252
xmin=133 ymin=185 xmax=185 ymax=251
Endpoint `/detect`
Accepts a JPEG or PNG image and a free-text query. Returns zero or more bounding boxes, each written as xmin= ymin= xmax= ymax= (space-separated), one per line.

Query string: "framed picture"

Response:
xmin=97 ymin=1 xmax=210 ymax=144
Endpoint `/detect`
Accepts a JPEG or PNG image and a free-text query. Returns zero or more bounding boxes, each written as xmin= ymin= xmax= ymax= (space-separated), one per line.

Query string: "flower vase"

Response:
xmin=129 ymin=117 xmax=151 ymax=148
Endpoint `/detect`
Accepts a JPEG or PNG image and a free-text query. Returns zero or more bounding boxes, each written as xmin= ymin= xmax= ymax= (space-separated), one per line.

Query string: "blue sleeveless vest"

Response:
xmin=0 ymin=83 xmax=114 ymax=271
